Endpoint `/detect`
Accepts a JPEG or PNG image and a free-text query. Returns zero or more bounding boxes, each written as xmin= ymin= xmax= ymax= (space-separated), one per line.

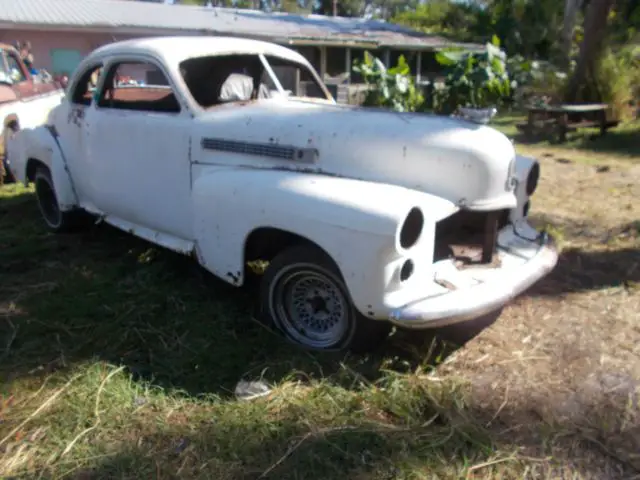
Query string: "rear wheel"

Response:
xmin=1 ymin=122 xmax=18 ymax=185
xmin=259 ymin=244 xmax=391 ymax=353
xmin=34 ymin=167 xmax=84 ymax=233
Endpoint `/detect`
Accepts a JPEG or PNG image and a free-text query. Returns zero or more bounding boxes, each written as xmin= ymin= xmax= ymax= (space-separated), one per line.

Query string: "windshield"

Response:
xmin=178 ymin=53 xmax=333 ymax=110
xmin=0 ymin=50 xmax=13 ymax=83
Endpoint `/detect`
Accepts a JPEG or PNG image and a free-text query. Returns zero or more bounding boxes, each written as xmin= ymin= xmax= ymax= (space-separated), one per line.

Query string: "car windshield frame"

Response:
xmin=257 ymin=53 xmax=334 ymax=102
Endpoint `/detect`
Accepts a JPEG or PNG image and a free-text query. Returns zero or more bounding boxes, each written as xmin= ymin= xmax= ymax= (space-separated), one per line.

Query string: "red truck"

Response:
xmin=1 ymin=42 xmax=65 ymax=184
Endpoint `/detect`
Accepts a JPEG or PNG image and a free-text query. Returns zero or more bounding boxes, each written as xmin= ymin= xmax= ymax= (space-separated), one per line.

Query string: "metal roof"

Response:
xmin=0 ymin=0 xmax=483 ymax=50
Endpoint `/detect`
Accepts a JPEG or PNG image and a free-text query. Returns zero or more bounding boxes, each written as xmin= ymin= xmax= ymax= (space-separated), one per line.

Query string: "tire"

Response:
xmin=1 ymin=123 xmax=18 ymax=185
xmin=259 ymin=244 xmax=391 ymax=353
xmin=34 ymin=167 xmax=83 ymax=233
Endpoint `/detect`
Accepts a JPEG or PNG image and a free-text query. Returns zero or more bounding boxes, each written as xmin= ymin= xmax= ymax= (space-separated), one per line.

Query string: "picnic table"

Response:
xmin=517 ymin=103 xmax=619 ymax=142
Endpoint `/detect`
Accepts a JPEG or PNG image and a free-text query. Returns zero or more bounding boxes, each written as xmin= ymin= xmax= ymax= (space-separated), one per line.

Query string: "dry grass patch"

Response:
xmin=440 ymin=141 xmax=640 ymax=477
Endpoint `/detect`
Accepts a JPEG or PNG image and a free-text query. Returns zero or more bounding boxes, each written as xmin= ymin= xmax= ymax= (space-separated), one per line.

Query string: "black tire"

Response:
xmin=1 ymin=124 xmax=17 ymax=185
xmin=34 ymin=167 xmax=84 ymax=233
xmin=259 ymin=244 xmax=391 ymax=353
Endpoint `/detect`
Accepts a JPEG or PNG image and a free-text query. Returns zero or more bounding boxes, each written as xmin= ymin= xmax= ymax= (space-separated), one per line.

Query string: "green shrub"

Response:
xmin=433 ymin=39 xmax=511 ymax=114
xmin=595 ymin=46 xmax=640 ymax=121
xmin=352 ymin=52 xmax=424 ymax=112
xmin=507 ymin=55 xmax=568 ymax=107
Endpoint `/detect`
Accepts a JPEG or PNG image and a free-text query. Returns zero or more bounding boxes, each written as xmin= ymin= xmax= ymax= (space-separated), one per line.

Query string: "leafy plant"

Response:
xmin=506 ymin=55 xmax=568 ymax=106
xmin=352 ymin=52 xmax=424 ymax=112
xmin=434 ymin=37 xmax=512 ymax=114
xmin=594 ymin=45 xmax=640 ymax=121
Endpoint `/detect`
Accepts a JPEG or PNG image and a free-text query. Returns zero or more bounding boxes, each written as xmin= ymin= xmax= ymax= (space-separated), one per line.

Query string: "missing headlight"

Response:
xmin=399 ymin=207 xmax=424 ymax=249
xmin=526 ymin=162 xmax=540 ymax=196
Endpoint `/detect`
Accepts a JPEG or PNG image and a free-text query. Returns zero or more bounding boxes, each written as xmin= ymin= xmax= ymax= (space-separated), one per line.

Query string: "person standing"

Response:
xmin=20 ymin=41 xmax=36 ymax=74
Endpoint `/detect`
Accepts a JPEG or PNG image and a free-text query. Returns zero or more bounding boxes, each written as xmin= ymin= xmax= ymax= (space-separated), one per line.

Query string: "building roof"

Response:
xmin=0 ymin=0 xmax=484 ymax=50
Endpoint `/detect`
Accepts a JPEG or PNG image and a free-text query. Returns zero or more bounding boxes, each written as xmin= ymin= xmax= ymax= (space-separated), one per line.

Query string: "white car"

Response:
xmin=9 ymin=36 xmax=558 ymax=352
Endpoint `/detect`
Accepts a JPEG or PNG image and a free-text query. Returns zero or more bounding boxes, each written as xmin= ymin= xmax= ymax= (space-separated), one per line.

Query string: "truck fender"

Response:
xmin=9 ymin=125 xmax=78 ymax=211
xmin=191 ymin=167 xmax=458 ymax=314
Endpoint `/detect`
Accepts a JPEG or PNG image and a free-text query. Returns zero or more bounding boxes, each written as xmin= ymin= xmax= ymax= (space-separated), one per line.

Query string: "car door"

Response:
xmin=53 ymin=62 xmax=104 ymax=206
xmin=82 ymin=56 xmax=193 ymax=240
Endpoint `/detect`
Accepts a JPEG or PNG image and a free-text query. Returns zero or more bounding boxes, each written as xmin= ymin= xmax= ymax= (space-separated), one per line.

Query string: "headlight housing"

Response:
xmin=399 ymin=207 xmax=424 ymax=250
xmin=526 ymin=161 xmax=540 ymax=196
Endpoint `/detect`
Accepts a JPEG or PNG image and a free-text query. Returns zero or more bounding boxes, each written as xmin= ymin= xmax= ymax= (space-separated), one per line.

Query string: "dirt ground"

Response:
xmin=439 ymin=147 xmax=640 ymax=477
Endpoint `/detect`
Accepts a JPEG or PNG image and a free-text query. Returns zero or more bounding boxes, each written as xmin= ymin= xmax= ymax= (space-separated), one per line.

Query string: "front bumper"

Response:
xmin=388 ymin=231 xmax=558 ymax=329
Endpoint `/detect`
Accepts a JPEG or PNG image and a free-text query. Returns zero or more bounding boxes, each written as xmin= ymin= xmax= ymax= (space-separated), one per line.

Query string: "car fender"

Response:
xmin=9 ymin=125 xmax=77 ymax=211
xmin=512 ymin=154 xmax=539 ymax=221
xmin=192 ymin=167 xmax=458 ymax=315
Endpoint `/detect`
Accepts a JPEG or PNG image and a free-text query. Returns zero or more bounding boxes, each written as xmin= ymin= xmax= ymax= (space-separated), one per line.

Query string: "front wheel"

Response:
xmin=34 ymin=167 xmax=85 ymax=233
xmin=259 ymin=245 xmax=391 ymax=353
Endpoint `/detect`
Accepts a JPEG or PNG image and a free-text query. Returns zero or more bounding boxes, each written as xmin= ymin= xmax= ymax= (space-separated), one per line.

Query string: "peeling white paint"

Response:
xmin=10 ymin=37 xmax=558 ymax=329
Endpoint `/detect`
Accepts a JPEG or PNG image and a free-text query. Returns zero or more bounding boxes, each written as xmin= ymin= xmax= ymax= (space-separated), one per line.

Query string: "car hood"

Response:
xmin=193 ymin=98 xmax=518 ymax=211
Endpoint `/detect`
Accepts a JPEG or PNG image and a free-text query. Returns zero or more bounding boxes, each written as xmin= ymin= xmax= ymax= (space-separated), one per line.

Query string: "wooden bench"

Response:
xmin=517 ymin=103 xmax=619 ymax=142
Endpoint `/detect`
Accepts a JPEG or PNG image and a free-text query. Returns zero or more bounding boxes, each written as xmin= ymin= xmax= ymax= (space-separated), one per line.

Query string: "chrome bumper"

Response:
xmin=388 ymin=233 xmax=559 ymax=329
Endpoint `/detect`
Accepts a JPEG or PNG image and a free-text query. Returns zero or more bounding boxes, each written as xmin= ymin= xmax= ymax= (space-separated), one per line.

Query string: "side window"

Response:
xmin=6 ymin=53 xmax=27 ymax=84
xmin=70 ymin=65 xmax=103 ymax=106
xmin=97 ymin=61 xmax=180 ymax=114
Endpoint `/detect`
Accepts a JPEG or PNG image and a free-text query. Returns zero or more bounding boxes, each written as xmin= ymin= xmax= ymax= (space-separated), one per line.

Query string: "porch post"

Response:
xmin=383 ymin=48 xmax=390 ymax=68
xmin=320 ymin=46 xmax=327 ymax=81
xmin=345 ymin=47 xmax=351 ymax=84
xmin=416 ymin=51 xmax=422 ymax=83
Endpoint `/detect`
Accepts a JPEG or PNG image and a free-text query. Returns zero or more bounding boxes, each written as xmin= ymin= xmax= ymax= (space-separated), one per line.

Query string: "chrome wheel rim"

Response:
xmin=36 ymin=176 xmax=62 ymax=228
xmin=271 ymin=265 xmax=351 ymax=349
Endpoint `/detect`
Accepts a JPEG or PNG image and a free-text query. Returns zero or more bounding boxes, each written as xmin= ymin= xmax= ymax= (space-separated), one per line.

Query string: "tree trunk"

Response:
xmin=561 ymin=0 xmax=583 ymax=69
xmin=332 ymin=0 xmax=337 ymax=16
xmin=565 ymin=0 xmax=614 ymax=103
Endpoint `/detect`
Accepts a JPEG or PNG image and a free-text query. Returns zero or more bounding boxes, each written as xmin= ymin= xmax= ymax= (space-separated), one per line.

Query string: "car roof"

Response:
xmin=88 ymin=36 xmax=310 ymax=68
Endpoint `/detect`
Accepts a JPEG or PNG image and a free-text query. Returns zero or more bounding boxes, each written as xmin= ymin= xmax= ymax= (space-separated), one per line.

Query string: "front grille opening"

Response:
xmin=434 ymin=209 xmax=510 ymax=267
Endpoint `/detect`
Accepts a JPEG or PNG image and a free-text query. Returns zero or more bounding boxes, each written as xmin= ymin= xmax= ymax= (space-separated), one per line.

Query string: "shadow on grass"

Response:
xmin=72 ymin=420 xmax=476 ymax=479
xmin=0 ymin=189 xmax=495 ymax=399
xmin=51 ymin=378 xmax=640 ymax=479
xmin=491 ymin=114 xmax=640 ymax=158
xmin=523 ymin=212 xmax=640 ymax=297
xmin=525 ymin=245 xmax=640 ymax=298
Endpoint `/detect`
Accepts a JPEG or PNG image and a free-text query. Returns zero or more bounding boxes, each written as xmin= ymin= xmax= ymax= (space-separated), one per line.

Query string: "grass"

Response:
xmin=492 ymin=112 xmax=640 ymax=160
xmin=1 ymin=119 xmax=639 ymax=479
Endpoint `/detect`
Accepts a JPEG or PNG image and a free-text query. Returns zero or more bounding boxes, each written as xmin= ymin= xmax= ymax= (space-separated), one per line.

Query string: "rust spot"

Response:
xmin=435 ymin=279 xmax=457 ymax=291
xmin=434 ymin=209 xmax=508 ymax=268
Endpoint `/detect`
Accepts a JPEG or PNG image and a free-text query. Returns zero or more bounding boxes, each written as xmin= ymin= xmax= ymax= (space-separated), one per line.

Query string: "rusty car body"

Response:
xmin=0 ymin=43 xmax=64 ymax=183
